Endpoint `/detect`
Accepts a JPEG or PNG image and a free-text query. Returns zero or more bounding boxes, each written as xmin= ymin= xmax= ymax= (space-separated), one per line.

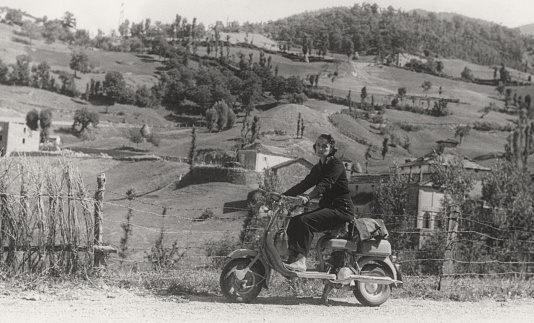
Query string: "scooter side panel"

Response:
xmin=357 ymin=255 xmax=398 ymax=282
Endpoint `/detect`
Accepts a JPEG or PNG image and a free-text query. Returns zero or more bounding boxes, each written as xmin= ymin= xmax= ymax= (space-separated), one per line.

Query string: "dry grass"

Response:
xmin=0 ymin=156 xmax=94 ymax=276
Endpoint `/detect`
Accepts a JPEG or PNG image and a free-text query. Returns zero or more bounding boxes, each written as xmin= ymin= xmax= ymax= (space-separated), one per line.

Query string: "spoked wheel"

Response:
xmin=220 ymin=258 xmax=265 ymax=303
xmin=353 ymin=265 xmax=391 ymax=307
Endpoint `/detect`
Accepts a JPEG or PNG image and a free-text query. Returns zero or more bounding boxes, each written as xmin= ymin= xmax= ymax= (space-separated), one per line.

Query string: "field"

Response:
xmin=1 ymin=21 xmax=534 ymax=267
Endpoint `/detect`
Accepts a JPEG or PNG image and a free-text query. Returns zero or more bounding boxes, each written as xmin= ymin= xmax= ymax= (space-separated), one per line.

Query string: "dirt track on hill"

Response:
xmin=1 ymin=287 xmax=533 ymax=323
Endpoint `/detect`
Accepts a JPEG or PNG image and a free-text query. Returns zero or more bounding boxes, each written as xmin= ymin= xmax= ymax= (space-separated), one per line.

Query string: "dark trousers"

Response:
xmin=287 ymin=207 xmax=353 ymax=257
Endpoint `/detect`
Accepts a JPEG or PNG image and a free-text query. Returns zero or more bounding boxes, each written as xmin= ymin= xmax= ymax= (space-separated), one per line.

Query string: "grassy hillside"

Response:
xmin=1 ymin=20 xmax=534 ymax=260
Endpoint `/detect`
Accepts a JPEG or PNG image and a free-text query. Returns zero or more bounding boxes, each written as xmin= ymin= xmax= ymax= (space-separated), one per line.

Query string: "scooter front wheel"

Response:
xmin=353 ymin=265 xmax=391 ymax=307
xmin=220 ymin=258 xmax=264 ymax=303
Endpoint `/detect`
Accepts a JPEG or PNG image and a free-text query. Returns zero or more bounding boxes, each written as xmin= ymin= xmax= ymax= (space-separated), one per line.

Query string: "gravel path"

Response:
xmin=1 ymin=287 xmax=533 ymax=323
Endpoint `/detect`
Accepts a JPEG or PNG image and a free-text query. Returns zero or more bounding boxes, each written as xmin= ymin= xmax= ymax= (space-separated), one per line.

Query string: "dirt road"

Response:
xmin=1 ymin=287 xmax=533 ymax=323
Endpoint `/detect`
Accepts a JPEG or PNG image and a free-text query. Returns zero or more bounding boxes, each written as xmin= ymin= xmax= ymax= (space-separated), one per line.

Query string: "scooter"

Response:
xmin=220 ymin=191 xmax=403 ymax=306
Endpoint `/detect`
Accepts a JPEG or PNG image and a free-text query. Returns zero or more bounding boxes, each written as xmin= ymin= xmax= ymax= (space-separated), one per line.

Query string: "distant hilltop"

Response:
xmin=519 ymin=23 xmax=534 ymax=36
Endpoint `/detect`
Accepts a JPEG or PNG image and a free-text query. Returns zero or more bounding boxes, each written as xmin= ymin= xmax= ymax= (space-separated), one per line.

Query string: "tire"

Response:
xmin=353 ymin=265 xmax=391 ymax=307
xmin=220 ymin=258 xmax=264 ymax=303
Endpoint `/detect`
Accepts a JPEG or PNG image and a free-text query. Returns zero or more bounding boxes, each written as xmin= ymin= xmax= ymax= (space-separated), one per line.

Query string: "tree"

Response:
xmin=342 ymin=36 xmax=354 ymax=62
xmin=421 ymin=80 xmax=432 ymax=96
xmin=70 ymin=51 xmax=90 ymax=78
xmin=495 ymin=82 xmax=505 ymax=97
xmin=360 ymin=86 xmax=368 ymax=105
xmin=214 ymin=101 xmax=229 ymax=131
xmin=397 ymin=87 xmax=407 ymax=97
xmin=103 ymin=71 xmax=127 ymax=104
xmin=10 ymin=55 xmax=31 ymax=86
xmin=382 ymin=137 xmax=389 ymax=160
xmin=58 ymin=71 xmax=77 ymax=97
xmin=436 ymin=61 xmax=444 ymax=74
xmin=135 ymin=85 xmax=154 ymax=107
xmin=72 ymin=107 xmax=99 ymax=134
xmin=61 ymin=11 xmax=76 ymax=29
xmin=500 ymin=63 xmax=510 ymax=85
xmin=454 ymin=124 xmax=471 ymax=145
xmin=26 ymin=110 xmax=39 ymax=131
xmin=126 ymin=128 xmax=144 ymax=145
xmin=461 ymin=67 xmax=474 ymax=81
xmin=39 ymin=109 xmax=53 ymax=141
xmin=227 ymin=108 xmax=236 ymax=129
xmin=31 ymin=61 xmax=51 ymax=89
xmin=189 ymin=126 xmax=197 ymax=170
xmin=205 ymin=108 xmax=218 ymax=133
xmin=118 ymin=19 xmax=130 ymax=39
xmin=301 ymin=35 xmax=312 ymax=63
xmin=373 ymin=166 xmax=412 ymax=249
xmin=21 ymin=21 xmax=40 ymax=44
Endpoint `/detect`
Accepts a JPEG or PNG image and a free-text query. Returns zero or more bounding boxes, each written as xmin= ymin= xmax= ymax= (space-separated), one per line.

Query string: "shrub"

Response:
xmin=145 ymin=229 xmax=185 ymax=271
xmin=126 ymin=128 xmax=144 ymax=145
xmin=197 ymin=208 xmax=214 ymax=221
xmin=135 ymin=85 xmax=154 ymax=107
xmin=398 ymin=123 xmax=423 ymax=132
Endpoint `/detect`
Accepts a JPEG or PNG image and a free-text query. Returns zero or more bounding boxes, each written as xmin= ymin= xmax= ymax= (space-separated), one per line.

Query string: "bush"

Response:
xmin=398 ymin=123 xmax=423 ymax=132
xmin=135 ymin=85 xmax=154 ymax=107
xmin=126 ymin=128 xmax=144 ymax=145
xmin=145 ymin=229 xmax=185 ymax=270
xmin=197 ymin=208 xmax=214 ymax=221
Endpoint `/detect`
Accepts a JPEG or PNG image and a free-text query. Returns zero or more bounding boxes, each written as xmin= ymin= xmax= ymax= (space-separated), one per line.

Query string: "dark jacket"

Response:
xmin=283 ymin=156 xmax=354 ymax=216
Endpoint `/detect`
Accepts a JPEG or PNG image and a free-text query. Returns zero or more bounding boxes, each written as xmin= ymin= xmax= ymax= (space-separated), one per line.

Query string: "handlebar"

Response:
xmin=256 ymin=189 xmax=306 ymax=206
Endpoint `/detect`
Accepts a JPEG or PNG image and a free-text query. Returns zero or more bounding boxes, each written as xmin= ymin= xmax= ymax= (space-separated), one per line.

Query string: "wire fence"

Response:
xmin=2 ymin=177 xmax=534 ymax=279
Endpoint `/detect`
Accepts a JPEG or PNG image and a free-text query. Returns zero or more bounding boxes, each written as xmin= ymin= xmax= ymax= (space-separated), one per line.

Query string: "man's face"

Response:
xmin=315 ymin=137 xmax=332 ymax=158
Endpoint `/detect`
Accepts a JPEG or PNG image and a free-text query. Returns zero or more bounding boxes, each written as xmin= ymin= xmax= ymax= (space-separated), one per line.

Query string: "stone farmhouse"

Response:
xmin=348 ymin=139 xmax=490 ymax=248
xmin=264 ymin=158 xmax=314 ymax=193
xmin=0 ymin=121 xmax=40 ymax=156
xmin=237 ymin=143 xmax=294 ymax=172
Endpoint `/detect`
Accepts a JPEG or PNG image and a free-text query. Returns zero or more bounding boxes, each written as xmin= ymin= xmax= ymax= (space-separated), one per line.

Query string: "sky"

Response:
xmin=2 ymin=0 xmax=534 ymax=36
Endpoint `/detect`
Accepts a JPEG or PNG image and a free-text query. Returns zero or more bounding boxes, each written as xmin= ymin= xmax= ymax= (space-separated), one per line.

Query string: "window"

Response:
xmin=22 ymin=138 xmax=25 ymax=144
xmin=0 ymin=135 xmax=2 ymax=141
xmin=23 ymin=128 xmax=26 ymax=133
xmin=423 ymin=212 xmax=431 ymax=229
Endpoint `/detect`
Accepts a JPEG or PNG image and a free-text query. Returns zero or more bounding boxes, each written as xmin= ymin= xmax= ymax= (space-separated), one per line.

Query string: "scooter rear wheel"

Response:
xmin=220 ymin=258 xmax=264 ymax=303
xmin=353 ymin=265 xmax=391 ymax=307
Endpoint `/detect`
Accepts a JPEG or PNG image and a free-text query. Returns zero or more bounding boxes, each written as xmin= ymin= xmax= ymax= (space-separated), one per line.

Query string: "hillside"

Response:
xmin=519 ymin=23 xmax=534 ymax=37
xmin=250 ymin=3 xmax=534 ymax=71
xmin=1 ymin=14 xmax=534 ymax=259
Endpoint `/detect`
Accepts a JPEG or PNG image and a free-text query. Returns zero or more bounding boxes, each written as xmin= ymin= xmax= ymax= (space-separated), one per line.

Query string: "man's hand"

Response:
xmin=297 ymin=195 xmax=310 ymax=205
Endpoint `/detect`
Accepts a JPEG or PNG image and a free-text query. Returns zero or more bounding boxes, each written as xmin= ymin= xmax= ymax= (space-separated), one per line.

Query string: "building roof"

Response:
xmin=240 ymin=142 xmax=288 ymax=157
xmin=266 ymin=157 xmax=314 ymax=171
xmin=399 ymin=153 xmax=491 ymax=171
xmin=349 ymin=173 xmax=390 ymax=184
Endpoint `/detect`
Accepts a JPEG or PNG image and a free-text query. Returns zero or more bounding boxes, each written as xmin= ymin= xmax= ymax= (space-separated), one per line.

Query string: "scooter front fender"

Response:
xmin=357 ymin=255 xmax=400 ymax=286
xmin=226 ymin=249 xmax=271 ymax=288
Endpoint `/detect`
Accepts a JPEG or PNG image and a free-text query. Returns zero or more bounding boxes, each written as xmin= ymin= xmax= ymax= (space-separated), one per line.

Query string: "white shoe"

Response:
xmin=284 ymin=255 xmax=307 ymax=272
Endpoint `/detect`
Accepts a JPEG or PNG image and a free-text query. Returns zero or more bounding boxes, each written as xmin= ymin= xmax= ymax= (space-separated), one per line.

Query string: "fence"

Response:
xmin=0 ymin=157 xmax=114 ymax=276
xmin=96 ymin=186 xmax=534 ymax=282
xmin=2 ymin=158 xmax=533 ymax=284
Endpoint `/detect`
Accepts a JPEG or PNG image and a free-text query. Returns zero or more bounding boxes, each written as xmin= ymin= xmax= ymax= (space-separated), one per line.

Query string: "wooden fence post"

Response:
xmin=93 ymin=173 xmax=106 ymax=268
xmin=440 ymin=207 xmax=459 ymax=290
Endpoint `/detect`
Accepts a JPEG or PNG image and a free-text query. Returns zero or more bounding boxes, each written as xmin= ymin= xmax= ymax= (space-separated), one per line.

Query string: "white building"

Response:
xmin=237 ymin=143 xmax=294 ymax=172
xmin=0 ymin=121 xmax=40 ymax=156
